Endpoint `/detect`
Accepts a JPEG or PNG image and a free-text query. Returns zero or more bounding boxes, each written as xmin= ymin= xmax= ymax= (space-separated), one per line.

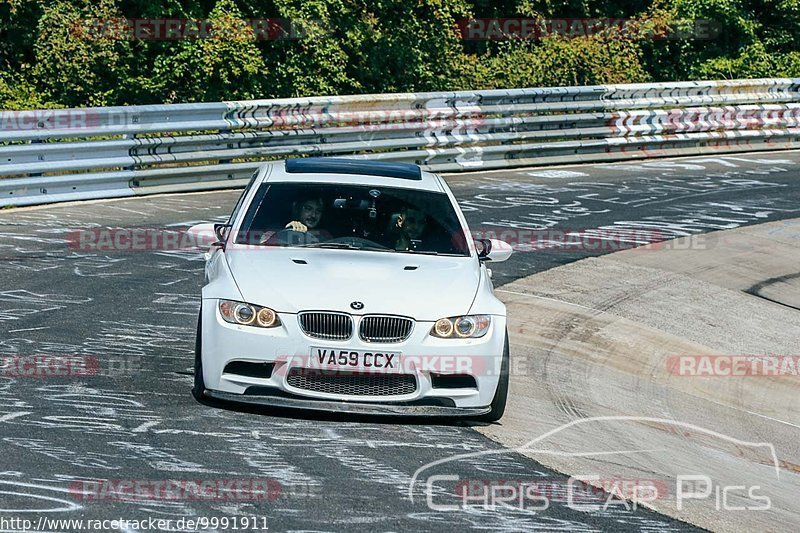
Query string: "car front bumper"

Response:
xmin=200 ymin=299 xmax=507 ymax=410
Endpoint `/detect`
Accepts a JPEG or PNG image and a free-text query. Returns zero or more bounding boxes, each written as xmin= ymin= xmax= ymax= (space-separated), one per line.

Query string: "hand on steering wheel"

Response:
xmin=285 ymin=221 xmax=308 ymax=233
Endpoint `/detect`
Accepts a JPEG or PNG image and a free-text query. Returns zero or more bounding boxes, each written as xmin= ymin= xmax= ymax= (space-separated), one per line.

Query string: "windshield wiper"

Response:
xmin=296 ymin=242 xmax=357 ymax=249
xmin=298 ymin=242 xmax=452 ymax=255
xmin=399 ymin=249 xmax=441 ymax=255
xmin=296 ymin=242 xmax=391 ymax=252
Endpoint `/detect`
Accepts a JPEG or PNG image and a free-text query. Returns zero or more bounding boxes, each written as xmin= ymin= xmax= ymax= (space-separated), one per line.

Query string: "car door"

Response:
xmin=205 ymin=169 xmax=261 ymax=282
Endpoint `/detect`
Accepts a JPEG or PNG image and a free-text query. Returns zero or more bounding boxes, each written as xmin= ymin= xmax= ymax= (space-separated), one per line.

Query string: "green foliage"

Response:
xmin=138 ymin=0 xmax=267 ymax=102
xmin=334 ymin=0 xmax=472 ymax=93
xmin=0 ymin=0 xmax=795 ymax=110
xmin=641 ymin=0 xmax=800 ymax=80
xmin=32 ymin=0 xmax=133 ymax=107
xmin=0 ymin=73 xmax=61 ymax=109
xmin=459 ymin=31 xmax=650 ymax=89
xmin=265 ymin=0 xmax=361 ymax=97
xmin=693 ymin=42 xmax=800 ymax=79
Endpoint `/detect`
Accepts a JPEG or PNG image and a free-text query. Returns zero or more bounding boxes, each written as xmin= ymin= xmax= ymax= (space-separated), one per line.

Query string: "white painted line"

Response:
xmin=0 ymin=412 xmax=31 ymax=423
xmin=526 ymin=170 xmax=589 ymax=178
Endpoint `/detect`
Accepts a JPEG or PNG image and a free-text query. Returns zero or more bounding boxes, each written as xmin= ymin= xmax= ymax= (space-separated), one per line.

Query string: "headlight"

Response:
xmin=430 ymin=315 xmax=491 ymax=338
xmin=219 ymin=300 xmax=282 ymax=328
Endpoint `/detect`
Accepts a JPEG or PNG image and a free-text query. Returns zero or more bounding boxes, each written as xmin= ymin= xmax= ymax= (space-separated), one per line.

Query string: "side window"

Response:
xmin=235 ymin=183 xmax=270 ymax=244
xmin=227 ymin=170 xmax=260 ymax=225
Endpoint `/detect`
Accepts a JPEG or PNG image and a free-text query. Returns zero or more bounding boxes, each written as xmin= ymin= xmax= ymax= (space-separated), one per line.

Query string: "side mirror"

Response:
xmin=213 ymin=223 xmax=231 ymax=244
xmin=475 ymin=238 xmax=513 ymax=262
xmin=187 ymin=223 xmax=228 ymax=251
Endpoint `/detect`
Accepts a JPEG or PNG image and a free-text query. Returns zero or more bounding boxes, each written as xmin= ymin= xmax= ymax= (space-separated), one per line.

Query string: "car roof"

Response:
xmin=261 ymin=158 xmax=445 ymax=193
xmin=286 ymin=158 xmax=422 ymax=180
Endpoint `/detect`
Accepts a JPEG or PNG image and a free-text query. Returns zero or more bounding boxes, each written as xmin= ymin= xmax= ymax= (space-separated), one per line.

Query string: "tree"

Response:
xmin=32 ymin=0 xmax=132 ymax=107
xmin=0 ymin=0 xmax=797 ymax=109
xmin=139 ymin=0 xmax=267 ymax=103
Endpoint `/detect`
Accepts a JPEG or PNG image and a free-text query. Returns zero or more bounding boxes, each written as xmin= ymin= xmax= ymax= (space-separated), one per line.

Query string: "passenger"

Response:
xmin=389 ymin=206 xmax=437 ymax=251
xmin=389 ymin=206 xmax=462 ymax=253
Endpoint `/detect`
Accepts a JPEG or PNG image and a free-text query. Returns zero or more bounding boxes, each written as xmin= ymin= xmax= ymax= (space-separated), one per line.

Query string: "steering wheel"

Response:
xmin=268 ymin=229 xmax=319 ymax=246
xmin=326 ymin=236 xmax=389 ymax=249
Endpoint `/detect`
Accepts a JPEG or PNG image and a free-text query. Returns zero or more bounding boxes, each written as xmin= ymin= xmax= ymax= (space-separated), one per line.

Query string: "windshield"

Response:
xmin=235 ymin=182 xmax=470 ymax=256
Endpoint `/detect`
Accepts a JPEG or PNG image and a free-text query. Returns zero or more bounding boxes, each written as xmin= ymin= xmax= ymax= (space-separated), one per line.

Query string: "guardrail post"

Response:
xmin=220 ymin=129 xmax=233 ymax=165
xmin=29 ymin=139 xmax=43 ymax=178
xmin=123 ymin=133 xmax=136 ymax=171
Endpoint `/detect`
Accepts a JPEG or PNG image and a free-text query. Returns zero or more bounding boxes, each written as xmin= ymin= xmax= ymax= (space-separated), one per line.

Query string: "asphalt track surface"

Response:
xmin=2 ymin=151 xmax=800 ymax=531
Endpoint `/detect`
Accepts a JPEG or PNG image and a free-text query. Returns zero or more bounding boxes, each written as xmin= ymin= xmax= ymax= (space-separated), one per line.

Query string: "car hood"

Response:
xmin=225 ymin=247 xmax=479 ymax=320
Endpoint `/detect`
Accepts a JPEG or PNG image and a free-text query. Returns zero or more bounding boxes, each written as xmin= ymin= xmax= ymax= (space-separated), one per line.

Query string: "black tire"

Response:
xmin=192 ymin=307 xmax=206 ymax=401
xmin=478 ymin=331 xmax=510 ymax=422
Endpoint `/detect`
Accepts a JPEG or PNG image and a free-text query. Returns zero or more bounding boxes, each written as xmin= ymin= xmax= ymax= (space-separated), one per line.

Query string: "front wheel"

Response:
xmin=478 ymin=331 xmax=509 ymax=422
xmin=192 ymin=308 xmax=206 ymax=401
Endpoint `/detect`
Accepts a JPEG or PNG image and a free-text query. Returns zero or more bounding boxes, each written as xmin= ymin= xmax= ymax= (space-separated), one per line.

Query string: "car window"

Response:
xmin=235 ymin=182 xmax=470 ymax=256
xmin=227 ymin=170 xmax=260 ymax=225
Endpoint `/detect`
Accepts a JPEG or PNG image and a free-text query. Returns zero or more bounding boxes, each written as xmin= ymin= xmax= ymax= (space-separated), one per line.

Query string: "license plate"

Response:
xmin=310 ymin=347 xmax=400 ymax=371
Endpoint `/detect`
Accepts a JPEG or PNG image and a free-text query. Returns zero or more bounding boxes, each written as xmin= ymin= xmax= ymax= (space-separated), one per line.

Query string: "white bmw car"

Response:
xmin=189 ymin=158 xmax=512 ymax=420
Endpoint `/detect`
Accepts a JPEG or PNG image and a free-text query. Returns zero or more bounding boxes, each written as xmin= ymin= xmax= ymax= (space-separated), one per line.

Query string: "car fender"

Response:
xmin=468 ymin=264 xmax=506 ymax=316
xmin=201 ymin=251 xmax=244 ymax=302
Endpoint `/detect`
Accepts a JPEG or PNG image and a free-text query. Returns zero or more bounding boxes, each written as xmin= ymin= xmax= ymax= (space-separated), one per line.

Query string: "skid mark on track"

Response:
xmin=107 ymin=442 xmax=217 ymax=474
xmin=4 ymin=438 xmax=121 ymax=470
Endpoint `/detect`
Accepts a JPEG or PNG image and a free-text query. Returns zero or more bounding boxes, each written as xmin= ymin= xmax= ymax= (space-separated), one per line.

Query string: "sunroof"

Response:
xmin=285 ymin=157 xmax=422 ymax=180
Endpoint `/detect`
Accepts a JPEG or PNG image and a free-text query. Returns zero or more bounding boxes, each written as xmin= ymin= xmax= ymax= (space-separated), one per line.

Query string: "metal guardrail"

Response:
xmin=2 ymin=78 xmax=800 ymax=207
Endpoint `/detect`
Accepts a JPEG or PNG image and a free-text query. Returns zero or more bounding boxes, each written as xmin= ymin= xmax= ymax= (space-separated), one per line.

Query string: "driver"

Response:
xmin=259 ymin=196 xmax=329 ymax=245
xmin=285 ymin=197 xmax=324 ymax=233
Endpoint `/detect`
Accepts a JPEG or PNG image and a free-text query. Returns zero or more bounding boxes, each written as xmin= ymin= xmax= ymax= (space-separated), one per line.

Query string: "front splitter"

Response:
xmin=204 ymin=389 xmax=491 ymax=417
